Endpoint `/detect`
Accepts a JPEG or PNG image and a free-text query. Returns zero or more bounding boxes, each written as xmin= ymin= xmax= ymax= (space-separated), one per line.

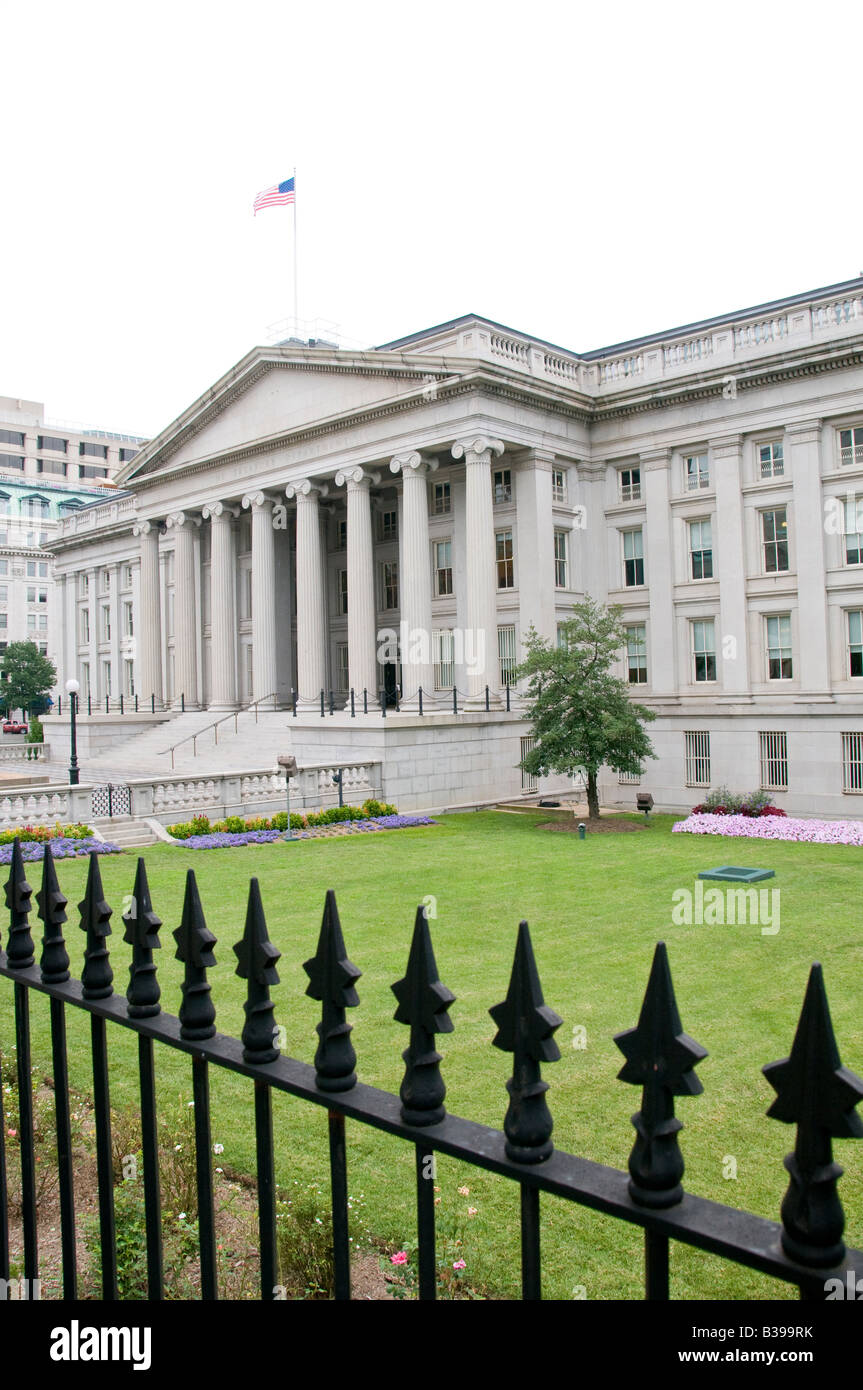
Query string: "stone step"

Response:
xmin=92 ymin=818 xmax=159 ymax=847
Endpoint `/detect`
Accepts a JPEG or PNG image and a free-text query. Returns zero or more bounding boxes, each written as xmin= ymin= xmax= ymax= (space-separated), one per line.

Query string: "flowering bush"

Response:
xmin=167 ymin=799 xmax=399 ymax=839
xmin=173 ymin=814 xmax=437 ymax=849
xmin=380 ymin=1183 xmax=486 ymax=1299
xmin=0 ymin=837 xmax=121 ymax=863
xmin=673 ymin=814 xmax=863 ymax=845
xmin=690 ymin=787 xmax=787 ymax=818
xmin=0 ymin=822 xmax=95 ymax=845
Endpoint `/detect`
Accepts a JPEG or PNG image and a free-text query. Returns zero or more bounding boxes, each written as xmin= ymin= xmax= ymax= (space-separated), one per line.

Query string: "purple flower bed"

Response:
xmin=174 ymin=815 xmax=437 ymax=850
xmin=673 ymin=813 xmax=863 ymax=846
xmin=0 ymin=837 xmax=123 ymax=864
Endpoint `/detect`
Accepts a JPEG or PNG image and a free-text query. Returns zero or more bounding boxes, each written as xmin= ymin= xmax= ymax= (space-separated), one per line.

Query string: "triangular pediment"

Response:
xmin=119 ymin=347 xmax=457 ymax=486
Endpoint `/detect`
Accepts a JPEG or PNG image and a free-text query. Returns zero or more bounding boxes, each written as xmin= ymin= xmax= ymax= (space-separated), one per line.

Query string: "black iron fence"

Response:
xmin=1 ymin=840 xmax=862 ymax=1302
xmin=55 ymin=695 xmax=171 ymax=717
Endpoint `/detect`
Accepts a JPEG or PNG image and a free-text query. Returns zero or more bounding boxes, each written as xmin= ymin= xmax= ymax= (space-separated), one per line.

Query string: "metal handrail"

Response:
xmin=163 ymin=691 xmax=281 ymax=769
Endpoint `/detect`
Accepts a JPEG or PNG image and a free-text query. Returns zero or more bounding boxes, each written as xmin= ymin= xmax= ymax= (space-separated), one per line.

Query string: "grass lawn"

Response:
xmin=3 ymin=809 xmax=862 ymax=1301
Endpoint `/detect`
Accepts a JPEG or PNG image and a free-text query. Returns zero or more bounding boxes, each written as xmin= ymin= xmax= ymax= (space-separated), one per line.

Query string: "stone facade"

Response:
xmin=45 ymin=279 xmax=863 ymax=815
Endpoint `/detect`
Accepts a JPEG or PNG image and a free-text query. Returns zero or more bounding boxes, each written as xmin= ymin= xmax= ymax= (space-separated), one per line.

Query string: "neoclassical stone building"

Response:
xmin=47 ymin=276 xmax=863 ymax=814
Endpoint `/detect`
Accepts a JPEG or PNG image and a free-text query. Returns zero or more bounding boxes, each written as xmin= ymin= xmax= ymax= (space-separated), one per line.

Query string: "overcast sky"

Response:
xmin=3 ymin=0 xmax=861 ymax=440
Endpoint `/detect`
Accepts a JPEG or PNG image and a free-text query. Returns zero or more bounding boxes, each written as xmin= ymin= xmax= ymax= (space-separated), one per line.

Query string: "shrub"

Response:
xmin=691 ymin=787 xmax=787 ymax=818
xmin=0 ymin=821 xmax=94 ymax=845
xmin=27 ymin=718 xmax=43 ymax=745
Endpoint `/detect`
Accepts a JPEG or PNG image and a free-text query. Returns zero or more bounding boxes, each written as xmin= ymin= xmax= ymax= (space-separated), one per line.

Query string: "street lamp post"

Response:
xmin=65 ymin=678 xmax=80 ymax=786
xmin=277 ymin=754 xmax=298 ymax=841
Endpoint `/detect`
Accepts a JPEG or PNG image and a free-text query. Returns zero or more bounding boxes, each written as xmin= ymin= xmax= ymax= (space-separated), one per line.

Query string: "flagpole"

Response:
xmin=290 ymin=164 xmax=297 ymax=330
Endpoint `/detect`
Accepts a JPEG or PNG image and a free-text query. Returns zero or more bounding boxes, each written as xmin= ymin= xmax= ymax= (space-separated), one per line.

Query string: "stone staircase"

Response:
xmin=92 ymin=818 xmax=161 ymax=848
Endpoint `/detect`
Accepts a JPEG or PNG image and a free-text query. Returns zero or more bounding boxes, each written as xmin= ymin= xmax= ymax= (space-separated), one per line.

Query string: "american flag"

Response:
xmin=253 ymin=176 xmax=295 ymax=215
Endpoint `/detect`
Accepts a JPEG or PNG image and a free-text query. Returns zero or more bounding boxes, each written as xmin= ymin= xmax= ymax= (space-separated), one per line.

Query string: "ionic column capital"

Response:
xmin=451 ymin=436 xmax=505 ymax=464
xmin=165 ymin=510 xmax=202 ymax=529
xmin=242 ymin=491 xmax=277 ymax=511
xmin=286 ymin=478 xmax=329 ymax=501
xmin=334 ymin=466 xmax=381 ymax=489
xmin=132 ymin=519 xmax=164 ymax=537
xmin=201 ymin=500 xmax=240 ymax=521
xmin=389 ymin=451 xmax=438 ymax=477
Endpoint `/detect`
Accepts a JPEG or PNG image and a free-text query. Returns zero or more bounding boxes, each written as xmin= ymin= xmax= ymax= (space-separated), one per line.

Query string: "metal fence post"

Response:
xmin=419 ymin=687 xmax=423 ymax=716
xmin=452 ymin=686 xmax=457 ymax=715
xmin=350 ymin=688 xmax=355 ymax=718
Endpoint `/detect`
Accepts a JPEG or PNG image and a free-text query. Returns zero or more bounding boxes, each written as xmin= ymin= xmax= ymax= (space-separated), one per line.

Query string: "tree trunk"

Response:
xmin=587 ymin=769 xmax=600 ymax=820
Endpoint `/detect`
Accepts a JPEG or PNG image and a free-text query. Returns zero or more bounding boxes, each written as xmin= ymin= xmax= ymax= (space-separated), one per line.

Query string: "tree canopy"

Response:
xmin=516 ymin=598 xmax=656 ymax=819
xmin=0 ymin=642 xmax=57 ymax=718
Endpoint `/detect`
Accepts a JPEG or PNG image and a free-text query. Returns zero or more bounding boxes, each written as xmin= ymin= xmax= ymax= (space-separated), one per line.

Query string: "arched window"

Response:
xmin=22 ymin=495 xmax=51 ymax=520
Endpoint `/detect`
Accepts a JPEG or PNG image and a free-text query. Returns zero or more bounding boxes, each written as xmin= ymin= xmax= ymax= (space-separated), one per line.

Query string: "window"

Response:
xmin=842 ymin=732 xmax=863 ymax=792
xmin=123 ymin=601 xmax=134 ymax=637
xmin=337 ymin=569 xmax=348 ymax=615
xmin=434 ymin=540 xmax=453 ymax=596
xmin=433 ymin=629 xmax=454 ymax=689
xmin=759 ymin=442 xmax=784 ymax=478
xmin=27 ymin=587 xmax=36 ymax=603
xmin=623 ymin=529 xmax=644 ymax=587
xmin=761 ymin=507 xmax=789 ymax=572
xmin=766 ymin=614 xmax=793 ymax=679
xmin=844 ymin=498 xmax=863 ymax=565
xmin=0 ymin=586 xmax=6 ymax=603
xmin=80 ymin=609 xmax=90 ymax=644
xmin=80 ymin=442 xmax=108 ymax=459
xmin=38 ymin=435 xmax=67 ymax=453
xmin=692 ymin=620 xmax=716 ymax=682
xmin=840 ymin=426 xmax=863 ymax=467
xmin=381 ymin=560 xmax=398 ymax=609
xmin=79 ymin=573 xmax=89 ymax=597
xmin=119 ymin=448 xmax=139 ymax=463
xmin=552 ymin=469 xmax=567 ymax=503
xmin=378 ymin=509 xmax=398 ymax=542
xmin=847 ymin=611 xmax=863 ymax=677
xmin=102 ymin=661 xmax=112 ymax=698
xmin=37 ymin=459 xmax=67 ymax=476
xmin=685 ymin=453 xmax=709 ymax=491
xmin=0 ymin=453 xmax=25 ymax=471
xmin=619 ymin=467 xmax=641 ymax=503
xmin=689 ymin=519 xmax=713 ymax=580
xmin=124 ymin=659 xmax=135 ymax=697
xmin=27 ymin=560 xmax=48 ymax=578
xmin=625 ymin=624 xmax=647 ymax=684
xmin=22 ymin=495 xmax=50 ymax=519
xmin=0 ymin=494 xmax=9 ymax=516
xmin=0 ymin=614 xmax=6 ymax=630
xmin=79 ymin=464 xmax=108 ymax=479
xmin=101 ymin=604 xmax=111 ymax=642
xmin=685 ymin=731 xmax=711 ymax=786
xmin=0 ymin=430 xmax=24 ymax=448
xmin=122 ymin=564 xmax=132 ymax=589
xmin=0 ymin=561 xmax=6 ymax=576
xmin=38 ymin=614 xmax=47 ymax=631
xmin=101 ymin=569 xmax=111 ymax=592
xmin=556 ymin=624 xmax=570 ymax=649
xmin=37 ymin=588 xmax=47 ymax=604
xmin=336 ymin=519 xmax=347 ymax=550
xmin=496 ymin=529 xmax=514 ymax=588
xmin=520 ymin=735 xmax=538 ymax=792
xmin=493 ymin=469 xmax=512 ymax=504
xmin=336 ymin=644 xmax=349 ymax=693
xmin=760 ymin=731 xmax=788 ymax=790
xmin=498 ymin=625 xmax=517 ymax=685
xmin=432 ymin=481 xmax=451 ymax=515
xmin=27 ymin=614 xmax=36 ymax=631
xmin=553 ymin=529 xmax=568 ymax=588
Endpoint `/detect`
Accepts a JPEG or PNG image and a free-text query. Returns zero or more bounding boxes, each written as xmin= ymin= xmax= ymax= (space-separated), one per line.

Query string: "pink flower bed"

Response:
xmin=672 ymin=813 xmax=863 ymax=845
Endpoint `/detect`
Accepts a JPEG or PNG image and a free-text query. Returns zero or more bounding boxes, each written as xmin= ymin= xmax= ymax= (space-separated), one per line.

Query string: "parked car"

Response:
xmin=2 ymin=720 xmax=28 ymax=735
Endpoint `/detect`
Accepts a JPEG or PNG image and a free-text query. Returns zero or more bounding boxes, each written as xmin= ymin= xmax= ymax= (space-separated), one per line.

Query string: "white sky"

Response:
xmin=2 ymin=0 xmax=862 ymax=439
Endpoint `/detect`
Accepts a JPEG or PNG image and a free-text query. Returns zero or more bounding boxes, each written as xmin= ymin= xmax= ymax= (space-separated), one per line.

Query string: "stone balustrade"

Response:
xmin=0 ymin=743 xmax=50 ymax=762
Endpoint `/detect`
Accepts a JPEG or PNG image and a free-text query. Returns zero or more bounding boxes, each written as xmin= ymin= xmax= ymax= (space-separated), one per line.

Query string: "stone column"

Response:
xmin=242 ymin=492 xmax=278 ymax=706
xmin=389 ymin=452 xmax=437 ymax=706
xmin=108 ymin=562 xmax=121 ymax=701
xmin=516 ymin=450 xmax=556 ymax=646
xmin=286 ymin=480 xmax=328 ymax=708
xmin=87 ymin=564 xmax=98 ymax=704
xmin=133 ymin=521 xmax=163 ymax=704
xmin=452 ymin=435 xmax=505 ymax=707
xmin=789 ymin=420 xmax=832 ymax=699
xmin=335 ymin=467 xmax=380 ymax=704
xmin=202 ymin=501 xmax=239 ymax=709
xmin=711 ymin=435 xmax=751 ymax=696
xmin=166 ymin=511 xmax=201 ymax=708
xmin=642 ymin=450 xmax=676 ymax=698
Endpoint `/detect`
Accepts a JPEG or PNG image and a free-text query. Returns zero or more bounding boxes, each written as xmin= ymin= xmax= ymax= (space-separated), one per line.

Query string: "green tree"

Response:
xmin=516 ymin=598 xmax=656 ymax=820
xmin=0 ymin=642 xmax=57 ymax=720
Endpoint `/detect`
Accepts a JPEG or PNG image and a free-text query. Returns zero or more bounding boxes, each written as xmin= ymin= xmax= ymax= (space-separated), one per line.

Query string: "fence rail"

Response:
xmin=2 ymin=841 xmax=862 ymax=1301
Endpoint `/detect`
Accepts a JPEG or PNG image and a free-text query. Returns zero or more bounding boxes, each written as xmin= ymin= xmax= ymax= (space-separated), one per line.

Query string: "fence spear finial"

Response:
xmin=763 ymin=962 xmax=863 ymax=1266
xmin=234 ymin=877 xmax=281 ymax=1063
xmin=4 ymin=837 xmax=34 ymax=968
xmin=37 ymin=842 xmax=70 ymax=983
xmin=303 ymin=889 xmax=361 ymax=1091
xmin=78 ymin=850 xmax=113 ymax=1000
xmin=123 ymin=858 xmax=162 ymax=1018
xmin=490 ymin=920 xmax=561 ymax=1163
xmin=173 ymin=869 xmax=217 ymax=1040
xmin=392 ymin=904 xmax=455 ymax=1126
xmin=614 ymin=941 xmax=706 ymax=1208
